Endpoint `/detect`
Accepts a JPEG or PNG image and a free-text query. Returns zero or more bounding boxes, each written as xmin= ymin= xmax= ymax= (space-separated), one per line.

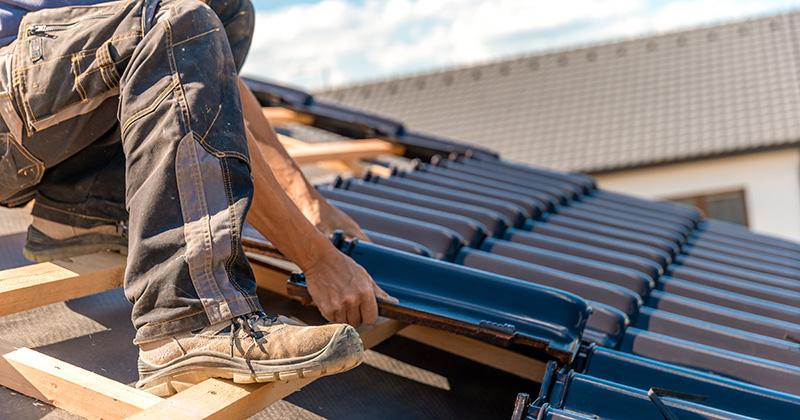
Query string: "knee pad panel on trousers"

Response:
xmin=120 ymin=0 xmax=249 ymax=168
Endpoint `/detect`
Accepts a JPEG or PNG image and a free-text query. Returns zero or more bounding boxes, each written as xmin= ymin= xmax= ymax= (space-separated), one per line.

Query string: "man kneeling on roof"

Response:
xmin=0 ymin=0 xmax=396 ymax=396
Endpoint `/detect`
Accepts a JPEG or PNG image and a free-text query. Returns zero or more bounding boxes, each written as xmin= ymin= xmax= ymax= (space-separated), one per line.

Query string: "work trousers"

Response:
xmin=0 ymin=0 xmax=263 ymax=343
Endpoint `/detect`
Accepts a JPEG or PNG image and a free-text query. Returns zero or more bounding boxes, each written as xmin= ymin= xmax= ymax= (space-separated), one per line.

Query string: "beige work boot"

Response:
xmin=136 ymin=313 xmax=364 ymax=396
xmin=22 ymin=216 xmax=128 ymax=262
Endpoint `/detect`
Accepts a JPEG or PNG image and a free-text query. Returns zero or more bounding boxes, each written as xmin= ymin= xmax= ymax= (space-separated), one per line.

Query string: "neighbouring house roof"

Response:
xmin=317 ymin=12 xmax=800 ymax=173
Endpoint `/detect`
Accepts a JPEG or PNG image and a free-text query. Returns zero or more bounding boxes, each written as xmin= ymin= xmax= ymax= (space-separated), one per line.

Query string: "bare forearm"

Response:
xmin=243 ymin=126 xmax=394 ymax=326
xmin=237 ymin=77 xmax=368 ymax=240
xmin=238 ymin=80 xmax=397 ymax=325
xmin=237 ymin=77 xmax=322 ymax=216
xmin=242 ymin=126 xmax=332 ymax=269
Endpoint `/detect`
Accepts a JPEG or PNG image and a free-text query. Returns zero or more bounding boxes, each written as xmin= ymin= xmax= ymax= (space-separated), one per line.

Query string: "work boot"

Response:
xmin=136 ymin=313 xmax=364 ymax=396
xmin=22 ymin=217 xmax=128 ymax=262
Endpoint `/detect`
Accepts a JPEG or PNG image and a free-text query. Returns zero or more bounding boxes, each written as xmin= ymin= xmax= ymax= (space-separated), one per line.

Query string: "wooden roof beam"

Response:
xmin=124 ymin=318 xmax=406 ymax=420
xmin=398 ymin=325 xmax=546 ymax=382
xmin=262 ymin=107 xmax=315 ymax=127
xmin=288 ymin=139 xmax=404 ymax=165
xmin=0 ymin=251 xmax=126 ymax=317
xmin=275 ymin=133 xmax=310 ymax=150
xmin=0 ymin=338 xmax=163 ymax=420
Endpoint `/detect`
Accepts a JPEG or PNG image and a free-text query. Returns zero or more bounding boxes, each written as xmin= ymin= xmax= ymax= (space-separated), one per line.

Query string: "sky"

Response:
xmin=241 ymin=0 xmax=800 ymax=91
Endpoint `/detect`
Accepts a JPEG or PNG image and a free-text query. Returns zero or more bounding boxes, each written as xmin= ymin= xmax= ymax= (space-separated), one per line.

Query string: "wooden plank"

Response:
xmin=275 ymin=133 xmax=310 ymax=150
xmin=316 ymin=159 xmax=368 ymax=176
xmin=248 ymin=253 xmax=298 ymax=298
xmin=289 ymin=139 xmax=404 ymax=165
xmin=356 ymin=317 xmax=408 ymax=349
xmin=0 ymin=338 xmax=163 ymax=420
xmin=124 ymin=378 xmax=313 ymax=420
xmin=125 ymin=318 xmax=406 ymax=420
xmin=273 ymin=132 xmax=403 ymax=167
xmin=368 ymin=164 xmax=393 ymax=177
xmin=398 ymin=325 xmax=547 ymax=382
xmin=262 ymin=107 xmax=314 ymax=127
xmin=0 ymin=251 xmax=126 ymax=317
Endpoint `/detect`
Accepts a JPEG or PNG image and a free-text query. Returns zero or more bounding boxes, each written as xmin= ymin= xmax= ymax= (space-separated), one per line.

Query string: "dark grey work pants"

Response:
xmin=0 ymin=0 xmax=264 ymax=343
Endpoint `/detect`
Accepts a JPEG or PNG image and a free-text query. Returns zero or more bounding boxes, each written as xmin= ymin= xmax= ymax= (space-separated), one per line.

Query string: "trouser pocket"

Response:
xmin=0 ymin=132 xmax=44 ymax=203
xmin=14 ymin=1 xmax=143 ymax=134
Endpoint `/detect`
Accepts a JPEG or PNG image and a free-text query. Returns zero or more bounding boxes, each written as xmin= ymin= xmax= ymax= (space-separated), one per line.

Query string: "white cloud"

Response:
xmin=650 ymin=0 xmax=770 ymax=31
xmin=240 ymin=0 xmax=799 ymax=90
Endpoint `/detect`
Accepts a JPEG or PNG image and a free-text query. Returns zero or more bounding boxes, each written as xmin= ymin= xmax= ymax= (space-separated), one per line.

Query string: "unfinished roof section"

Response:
xmin=317 ymin=13 xmax=800 ymax=173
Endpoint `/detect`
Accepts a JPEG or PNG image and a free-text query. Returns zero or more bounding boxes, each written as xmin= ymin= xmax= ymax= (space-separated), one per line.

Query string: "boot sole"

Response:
xmin=136 ymin=325 xmax=363 ymax=397
xmin=23 ymin=242 xmax=128 ymax=262
xmin=23 ymin=226 xmax=128 ymax=262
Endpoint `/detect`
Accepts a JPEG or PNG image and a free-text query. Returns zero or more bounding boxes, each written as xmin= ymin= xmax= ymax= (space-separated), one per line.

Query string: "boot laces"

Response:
xmin=116 ymin=220 xmax=129 ymax=240
xmin=229 ymin=312 xmax=278 ymax=357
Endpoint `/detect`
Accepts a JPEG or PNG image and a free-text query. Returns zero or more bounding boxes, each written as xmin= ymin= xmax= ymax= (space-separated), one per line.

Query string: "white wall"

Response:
xmin=594 ymin=148 xmax=800 ymax=242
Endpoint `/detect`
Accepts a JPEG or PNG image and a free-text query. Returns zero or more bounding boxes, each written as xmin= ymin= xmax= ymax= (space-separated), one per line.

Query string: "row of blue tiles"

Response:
xmin=244 ymin=77 xmax=800 ymax=419
xmin=311 ymin=156 xmax=800 ymax=419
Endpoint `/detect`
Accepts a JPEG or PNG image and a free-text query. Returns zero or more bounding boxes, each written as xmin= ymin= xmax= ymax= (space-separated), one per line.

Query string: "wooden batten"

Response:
xmin=247 ymin=251 xmax=299 ymax=298
xmin=275 ymin=133 xmax=310 ymax=150
xmin=0 ymin=251 xmax=126 ymax=317
xmin=124 ymin=318 xmax=406 ymax=420
xmin=0 ymin=339 xmax=163 ymax=420
xmin=316 ymin=159 xmax=368 ymax=176
xmin=289 ymin=139 xmax=404 ymax=165
xmin=398 ymin=325 xmax=547 ymax=382
xmin=123 ymin=378 xmax=315 ymax=420
xmin=368 ymin=164 xmax=393 ymax=177
xmin=262 ymin=108 xmax=315 ymax=127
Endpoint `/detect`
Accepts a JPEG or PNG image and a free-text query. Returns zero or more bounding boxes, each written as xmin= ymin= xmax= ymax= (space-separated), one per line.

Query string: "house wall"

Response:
xmin=593 ymin=148 xmax=800 ymax=242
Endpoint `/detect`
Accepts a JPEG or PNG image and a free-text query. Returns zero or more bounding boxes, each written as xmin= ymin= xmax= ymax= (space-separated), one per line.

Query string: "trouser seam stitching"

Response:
xmin=200 ymin=104 xmax=221 ymax=142
xmin=72 ymin=57 xmax=89 ymax=101
xmin=195 ymin=136 xmax=250 ymax=164
xmin=171 ymin=27 xmax=220 ymax=48
xmin=120 ymin=78 xmax=177 ymax=136
xmin=139 ymin=295 xmax=259 ymax=330
xmin=221 ymin=10 xmax=247 ymax=26
xmin=98 ymin=46 xmax=114 ymax=90
xmin=176 ymin=135 xmax=226 ymax=317
xmin=166 ymin=16 xmax=227 ymax=312
xmin=17 ymin=30 xmax=144 ymax=72
xmin=33 ymin=201 xmax=118 ymax=222
xmin=220 ymin=156 xmax=249 ymax=301
xmin=75 ymin=51 xmax=134 ymax=83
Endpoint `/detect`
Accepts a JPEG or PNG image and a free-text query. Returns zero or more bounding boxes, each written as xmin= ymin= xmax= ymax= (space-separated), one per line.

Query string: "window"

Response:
xmin=671 ymin=190 xmax=748 ymax=226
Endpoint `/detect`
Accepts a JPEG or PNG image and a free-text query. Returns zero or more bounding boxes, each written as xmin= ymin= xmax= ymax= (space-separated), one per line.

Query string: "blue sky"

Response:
xmin=240 ymin=0 xmax=800 ymax=91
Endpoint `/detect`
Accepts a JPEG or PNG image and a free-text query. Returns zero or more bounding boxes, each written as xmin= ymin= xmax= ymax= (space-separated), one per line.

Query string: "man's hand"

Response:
xmin=243 ymin=119 xmax=397 ymax=327
xmin=239 ymin=77 xmax=395 ymax=325
xmin=304 ymin=250 xmax=398 ymax=327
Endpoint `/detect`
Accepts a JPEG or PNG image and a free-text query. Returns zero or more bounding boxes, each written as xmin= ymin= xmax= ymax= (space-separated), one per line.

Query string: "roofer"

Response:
xmin=0 ymin=0 xmax=395 ymax=396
